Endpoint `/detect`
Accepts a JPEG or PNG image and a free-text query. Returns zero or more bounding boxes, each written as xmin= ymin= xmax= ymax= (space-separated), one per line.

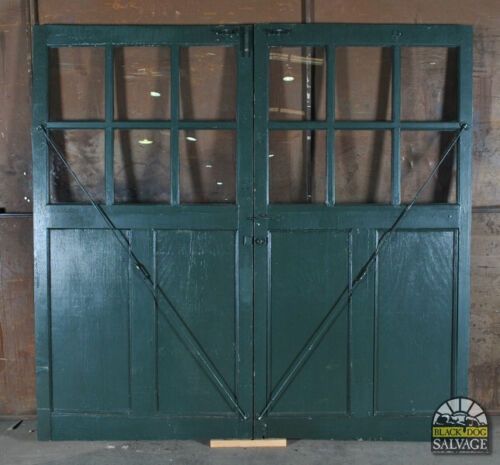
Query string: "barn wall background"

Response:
xmin=0 ymin=0 xmax=499 ymax=416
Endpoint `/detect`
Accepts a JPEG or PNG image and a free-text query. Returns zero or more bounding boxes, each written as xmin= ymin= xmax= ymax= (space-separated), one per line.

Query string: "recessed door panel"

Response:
xmin=156 ymin=230 xmax=237 ymax=415
xmin=50 ymin=229 xmax=131 ymax=412
xmin=269 ymin=230 xmax=349 ymax=414
xmin=375 ymin=230 xmax=455 ymax=414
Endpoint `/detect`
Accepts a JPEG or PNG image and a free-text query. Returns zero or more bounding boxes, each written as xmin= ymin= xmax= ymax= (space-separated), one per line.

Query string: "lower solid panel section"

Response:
xmin=49 ymin=413 xmax=252 ymax=440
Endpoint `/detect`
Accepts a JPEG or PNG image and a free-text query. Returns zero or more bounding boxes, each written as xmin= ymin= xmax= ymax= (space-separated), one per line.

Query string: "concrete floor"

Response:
xmin=0 ymin=418 xmax=498 ymax=465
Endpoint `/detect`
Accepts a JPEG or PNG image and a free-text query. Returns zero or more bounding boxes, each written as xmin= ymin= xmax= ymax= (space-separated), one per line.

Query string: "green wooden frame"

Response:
xmin=32 ymin=23 xmax=472 ymax=440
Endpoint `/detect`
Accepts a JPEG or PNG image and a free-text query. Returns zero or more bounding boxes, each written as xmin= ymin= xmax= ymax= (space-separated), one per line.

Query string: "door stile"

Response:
xmin=253 ymin=26 xmax=271 ymax=438
xmin=235 ymin=25 xmax=255 ymax=436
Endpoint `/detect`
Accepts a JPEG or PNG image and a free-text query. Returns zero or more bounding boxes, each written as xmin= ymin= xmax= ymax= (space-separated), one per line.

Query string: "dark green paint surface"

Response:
xmin=50 ymin=229 xmax=131 ymax=413
xmin=32 ymin=24 xmax=472 ymax=440
xmin=156 ymin=230 xmax=237 ymax=415
xmin=375 ymin=230 xmax=455 ymax=414
xmin=269 ymin=231 xmax=349 ymax=414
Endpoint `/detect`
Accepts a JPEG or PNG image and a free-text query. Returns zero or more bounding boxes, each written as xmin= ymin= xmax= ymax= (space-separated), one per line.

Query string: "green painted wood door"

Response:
xmin=32 ymin=24 xmax=472 ymax=441
xmin=32 ymin=25 xmax=255 ymax=440
xmin=252 ymin=24 xmax=472 ymax=440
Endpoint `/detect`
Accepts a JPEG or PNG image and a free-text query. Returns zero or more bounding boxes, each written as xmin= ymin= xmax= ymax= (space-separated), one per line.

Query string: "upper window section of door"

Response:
xmin=267 ymin=45 xmax=458 ymax=124
xmin=47 ymin=41 xmax=239 ymax=206
xmin=266 ymin=41 xmax=460 ymax=205
xmin=335 ymin=46 xmax=458 ymax=122
xmin=113 ymin=45 xmax=237 ymax=121
xmin=49 ymin=45 xmax=237 ymax=122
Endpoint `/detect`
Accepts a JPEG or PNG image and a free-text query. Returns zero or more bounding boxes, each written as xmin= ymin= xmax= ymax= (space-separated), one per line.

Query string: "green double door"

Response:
xmin=33 ymin=24 xmax=472 ymax=440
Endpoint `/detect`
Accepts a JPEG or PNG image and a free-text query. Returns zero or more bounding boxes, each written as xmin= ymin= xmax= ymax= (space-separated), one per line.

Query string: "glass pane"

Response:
xmin=180 ymin=47 xmax=236 ymax=120
xmin=180 ymin=130 xmax=236 ymax=203
xmin=49 ymin=48 xmax=105 ymax=120
xmin=49 ymin=130 xmax=104 ymax=203
xmin=114 ymin=47 xmax=171 ymax=120
xmin=114 ymin=130 xmax=170 ymax=203
xmin=269 ymin=47 xmax=326 ymax=121
xmin=401 ymin=131 xmax=457 ymax=204
xmin=269 ymin=130 xmax=326 ymax=203
xmin=401 ymin=48 xmax=458 ymax=121
xmin=335 ymin=47 xmax=392 ymax=121
xmin=335 ymin=130 xmax=391 ymax=204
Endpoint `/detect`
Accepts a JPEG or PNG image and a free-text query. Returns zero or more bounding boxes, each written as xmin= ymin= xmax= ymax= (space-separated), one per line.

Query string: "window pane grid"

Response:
xmin=267 ymin=44 xmax=460 ymax=206
xmin=47 ymin=42 xmax=239 ymax=206
xmin=103 ymin=45 xmax=237 ymax=206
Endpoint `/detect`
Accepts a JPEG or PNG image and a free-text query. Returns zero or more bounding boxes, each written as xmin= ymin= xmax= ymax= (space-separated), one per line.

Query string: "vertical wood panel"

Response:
xmin=155 ymin=230 xmax=237 ymax=415
xmin=268 ymin=230 xmax=349 ymax=414
xmin=50 ymin=229 xmax=131 ymax=412
xmin=375 ymin=230 xmax=455 ymax=414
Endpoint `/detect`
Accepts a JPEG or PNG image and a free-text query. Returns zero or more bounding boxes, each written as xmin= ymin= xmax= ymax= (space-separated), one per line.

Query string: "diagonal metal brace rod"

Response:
xmin=38 ymin=125 xmax=248 ymax=420
xmin=257 ymin=123 xmax=468 ymax=420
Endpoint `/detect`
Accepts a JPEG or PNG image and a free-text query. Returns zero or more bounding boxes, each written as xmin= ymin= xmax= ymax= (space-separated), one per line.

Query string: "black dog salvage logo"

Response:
xmin=432 ymin=397 xmax=489 ymax=454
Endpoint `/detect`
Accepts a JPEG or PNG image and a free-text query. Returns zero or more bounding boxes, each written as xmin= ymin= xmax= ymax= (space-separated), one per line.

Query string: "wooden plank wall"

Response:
xmin=0 ymin=0 xmax=35 ymax=415
xmin=0 ymin=0 xmax=498 ymax=415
